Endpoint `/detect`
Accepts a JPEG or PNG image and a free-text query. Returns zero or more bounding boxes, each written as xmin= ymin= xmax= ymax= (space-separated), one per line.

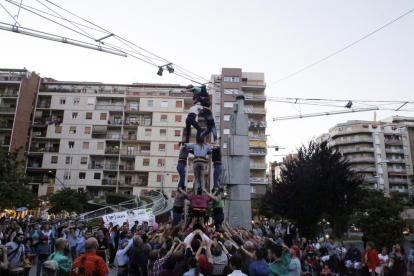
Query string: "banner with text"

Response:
xmin=102 ymin=208 xmax=155 ymax=229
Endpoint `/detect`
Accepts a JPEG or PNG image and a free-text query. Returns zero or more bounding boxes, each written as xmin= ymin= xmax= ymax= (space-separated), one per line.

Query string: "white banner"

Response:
xmin=102 ymin=208 xmax=156 ymax=229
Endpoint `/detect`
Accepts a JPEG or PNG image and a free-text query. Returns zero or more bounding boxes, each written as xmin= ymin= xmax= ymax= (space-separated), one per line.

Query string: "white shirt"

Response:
xmin=188 ymin=105 xmax=203 ymax=115
xmin=312 ymin=243 xmax=321 ymax=249
xmin=116 ymin=239 xmax=133 ymax=266
xmin=377 ymin=254 xmax=389 ymax=273
xmin=228 ymin=270 xmax=247 ymax=276
xmin=184 ymin=232 xmax=210 ymax=245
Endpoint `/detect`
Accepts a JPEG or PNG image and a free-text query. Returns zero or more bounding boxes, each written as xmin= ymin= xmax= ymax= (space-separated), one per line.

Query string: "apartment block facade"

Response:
xmin=317 ymin=116 xmax=414 ymax=196
xmin=209 ymin=68 xmax=267 ymax=198
xmin=21 ymin=77 xmax=210 ymax=198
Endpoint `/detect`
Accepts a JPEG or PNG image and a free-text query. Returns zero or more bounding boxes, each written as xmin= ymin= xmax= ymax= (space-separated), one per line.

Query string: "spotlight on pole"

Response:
xmin=166 ymin=65 xmax=174 ymax=73
xmin=157 ymin=67 xmax=163 ymax=76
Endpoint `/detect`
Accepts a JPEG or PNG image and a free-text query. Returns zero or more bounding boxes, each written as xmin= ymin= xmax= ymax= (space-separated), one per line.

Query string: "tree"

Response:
xmin=48 ymin=188 xmax=89 ymax=215
xmin=259 ymin=141 xmax=364 ymax=237
xmin=355 ymin=190 xmax=405 ymax=249
xmin=0 ymin=148 xmax=38 ymax=211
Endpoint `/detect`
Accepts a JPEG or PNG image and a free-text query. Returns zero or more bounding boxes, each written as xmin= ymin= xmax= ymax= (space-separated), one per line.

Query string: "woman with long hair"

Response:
xmin=183 ymin=257 xmax=202 ymax=276
xmin=362 ymin=241 xmax=380 ymax=276
xmin=390 ymin=244 xmax=407 ymax=276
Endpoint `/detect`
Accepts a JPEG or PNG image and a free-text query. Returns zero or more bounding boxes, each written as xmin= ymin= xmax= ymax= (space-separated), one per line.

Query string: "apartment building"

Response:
xmin=25 ymin=79 xmax=207 ymax=198
xmin=0 ymin=69 xmax=40 ymax=162
xmin=317 ymin=116 xmax=414 ymax=196
xmin=209 ymin=68 xmax=267 ymax=198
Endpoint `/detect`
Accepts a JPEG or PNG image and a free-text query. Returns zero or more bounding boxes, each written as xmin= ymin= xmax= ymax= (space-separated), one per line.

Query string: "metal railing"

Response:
xmin=0 ymin=107 xmax=16 ymax=113
xmin=390 ymin=188 xmax=408 ymax=193
xmin=104 ymin=149 xmax=120 ymax=154
xmin=122 ymin=135 xmax=137 ymax=140
xmin=95 ymin=105 xmax=124 ymax=111
xmin=250 ymin=163 xmax=267 ymax=169
xmin=384 ymin=139 xmax=403 ymax=144
xmin=248 ymin=121 xmax=267 ymax=128
xmin=0 ymin=76 xmax=21 ymax=81
xmin=0 ymin=122 xmax=14 ymax=129
xmin=102 ymin=179 xmax=148 ymax=186
xmin=341 ymin=147 xmax=374 ymax=153
xmin=242 ymin=81 xmax=266 ymax=87
xmin=386 ymin=159 xmax=406 ymax=164
xmin=249 ymin=135 xmax=266 ymax=140
xmin=119 ymin=164 xmax=135 ymax=170
xmin=30 ymin=147 xmax=59 ymax=153
xmin=385 ymin=148 xmax=404 ymax=153
xmin=107 ymin=120 xmax=123 ymax=126
xmin=91 ymin=133 xmax=121 ymax=139
xmin=124 ymin=119 xmax=151 ymax=126
xmin=347 ymin=157 xmax=376 ymax=162
xmin=245 ymin=95 xmax=267 ymax=101
xmin=81 ymin=190 xmax=166 ymax=222
xmin=250 ymin=177 xmax=267 ymax=183
xmin=36 ymin=103 xmax=51 ymax=108
xmin=120 ymin=149 xmax=150 ymax=156
xmin=88 ymin=164 xmax=119 ymax=170
xmin=125 ymin=105 xmax=140 ymax=111
xmin=0 ymin=92 xmax=18 ymax=97
xmin=249 ymin=149 xmax=267 ymax=155
xmin=1 ymin=140 xmax=10 ymax=146
xmin=31 ymin=133 xmax=47 ymax=138
xmin=244 ymin=108 xmax=266 ymax=113
xmin=388 ymin=178 xmax=409 ymax=184
xmin=27 ymin=162 xmax=42 ymax=168
xmin=330 ymin=137 xmax=374 ymax=146
xmin=388 ymin=168 xmax=407 ymax=173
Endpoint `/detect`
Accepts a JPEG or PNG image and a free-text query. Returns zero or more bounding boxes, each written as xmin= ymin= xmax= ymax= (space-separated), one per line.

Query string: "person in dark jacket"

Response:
xmin=345 ymin=243 xmax=362 ymax=273
xmin=176 ymin=143 xmax=188 ymax=190
xmin=211 ymin=147 xmax=222 ymax=190
xmin=128 ymin=236 xmax=143 ymax=276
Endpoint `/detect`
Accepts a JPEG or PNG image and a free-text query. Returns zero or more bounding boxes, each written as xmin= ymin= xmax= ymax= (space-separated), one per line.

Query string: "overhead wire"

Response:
xmin=267 ymin=7 xmax=414 ymax=86
xmin=0 ymin=2 xmax=21 ymax=26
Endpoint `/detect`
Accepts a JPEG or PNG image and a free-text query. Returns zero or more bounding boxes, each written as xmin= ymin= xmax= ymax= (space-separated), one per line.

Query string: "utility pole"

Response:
xmin=221 ymin=91 xmax=252 ymax=229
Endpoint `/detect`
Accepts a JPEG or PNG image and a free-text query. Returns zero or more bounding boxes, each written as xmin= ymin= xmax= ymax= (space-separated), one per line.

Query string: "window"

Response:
xmin=175 ymin=130 xmax=180 ymax=137
xmin=72 ymin=112 xmax=78 ymax=119
xmin=55 ymin=126 xmax=62 ymax=133
xmin=64 ymin=172 xmax=71 ymax=180
xmin=80 ymin=157 xmax=87 ymax=165
xmin=159 ymin=144 xmax=165 ymax=151
xmin=175 ymin=115 xmax=182 ymax=122
xmin=51 ymin=156 xmax=58 ymax=164
xmin=68 ymin=141 xmax=74 ymax=148
xmin=224 ymin=115 xmax=231 ymax=121
xmin=100 ymin=113 xmax=107 ymax=120
xmin=215 ymin=92 xmax=221 ymax=100
xmin=160 ymin=115 xmax=167 ymax=122
xmin=82 ymin=142 xmax=89 ymax=149
xmin=158 ymin=159 xmax=164 ymax=166
xmin=224 ymin=102 xmax=234 ymax=108
xmin=157 ymin=174 xmax=162 ymax=182
xmin=69 ymin=126 xmax=76 ymax=134
xmin=223 ymin=142 xmax=227 ymax=149
xmin=160 ymin=129 xmax=166 ymax=137
xmin=94 ymin=173 xmax=101 ymax=180
xmin=85 ymin=112 xmax=92 ymax=119
xmin=224 ymin=76 xmax=239 ymax=82
xmin=174 ymin=144 xmax=180 ymax=151
xmin=223 ymin=128 xmax=230 ymax=135
xmin=97 ymin=142 xmax=104 ymax=150
xmin=215 ymin=104 xmax=221 ymax=112
xmin=215 ymin=117 xmax=220 ymax=124
xmin=147 ymin=100 xmax=153 ymax=107
xmin=145 ymin=129 xmax=152 ymax=136
xmin=176 ymin=101 xmax=182 ymax=108
xmin=73 ymin=98 xmax=80 ymax=105
xmin=172 ymin=175 xmax=179 ymax=182
xmin=79 ymin=172 xmax=86 ymax=180
xmin=250 ymin=186 xmax=256 ymax=193
xmin=84 ymin=127 xmax=91 ymax=134
xmin=141 ymin=146 xmax=150 ymax=152
xmin=87 ymin=97 xmax=95 ymax=105
xmin=65 ymin=156 xmax=72 ymax=164
xmin=188 ymin=175 xmax=194 ymax=182
xmin=161 ymin=101 xmax=168 ymax=107
xmin=143 ymin=158 xmax=150 ymax=166
xmin=59 ymin=98 xmax=66 ymax=104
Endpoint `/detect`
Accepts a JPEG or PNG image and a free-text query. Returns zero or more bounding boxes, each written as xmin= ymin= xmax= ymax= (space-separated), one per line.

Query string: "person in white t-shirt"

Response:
xmin=184 ymin=104 xmax=211 ymax=143
xmin=378 ymin=247 xmax=389 ymax=275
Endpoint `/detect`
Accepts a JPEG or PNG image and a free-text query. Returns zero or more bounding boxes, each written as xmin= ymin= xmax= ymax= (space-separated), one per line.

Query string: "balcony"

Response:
xmin=126 ymin=90 xmax=170 ymax=97
xmin=352 ymin=167 xmax=377 ymax=173
xmin=341 ymin=147 xmax=374 ymax=153
xmin=249 ymin=148 xmax=267 ymax=156
xmin=248 ymin=121 xmax=267 ymax=128
xmin=384 ymin=139 xmax=403 ymax=145
xmin=249 ymin=135 xmax=266 ymax=141
xmin=122 ymin=134 xmax=137 ymax=141
xmin=27 ymin=162 xmax=42 ymax=168
xmin=30 ymin=147 xmax=59 ymax=153
xmin=244 ymin=108 xmax=266 ymax=114
xmin=0 ymin=76 xmax=21 ymax=82
xmin=125 ymin=105 xmax=140 ymax=112
xmin=242 ymin=81 xmax=266 ymax=87
xmin=250 ymin=163 xmax=267 ymax=169
xmin=0 ymin=107 xmax=16 ymax=113
xmin=31 ymin=132 xmax=47 ymax=138
xmin=388 ymin=178 xmax=409 ymax=184
xmin=330 ymin=137 xmax=373 ymax=146
xmin=0 ymin=92 xmax=18 ymax=97
xmin=250 ymin=177 xmax=267 ymax=184
xmin=385 ymin=148 xmax=404 ymax=154
xmin=390 ymin=188 xmax=409 ymax=194
xmin=88 ymin=164 xmax=119 ymax=170
xmin=101 ymin=179 xmax=117 ymax=186
xmin=95 ymin=105 xmax=124 ymax=111
xmin=1 ymin=140 xmax=10 ymax=146
xmin=245 ymin=95 xmax=267 ymax=102
xmin=119 ymin=180 xmax=148 ymax=186
xmin=107 ymin=120 xmax=123 ymax=126
xmin=346 ymin=157 xmax=376 ymax=163
xmin=119 ymin=164 xmax=136 ymax=171
xmin=104 ymin=149 xmax=119 ymax=154
xmin=387 ymin=159 xmax=406 ymax=164
xmin=388 ymin=168 xmax=407 ymax=173
xmin=29 ymin=176 xmax=51 ymax=183
xmin=91 ymin=133 xmax=121 ymax=140
xmin=124 ymin=119 xmax=151 ymax=126
xmin=120 ymin=149 xmax=150 ymax=156
xmin=0 ymin=122 xmax=14 ymax=129
xmin=36 ymin=102 xmax=51 ymax=108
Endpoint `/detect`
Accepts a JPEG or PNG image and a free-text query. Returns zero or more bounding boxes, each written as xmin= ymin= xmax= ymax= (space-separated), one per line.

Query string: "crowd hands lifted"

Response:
xmin=3 ymin=215 xmax=414 ymax=276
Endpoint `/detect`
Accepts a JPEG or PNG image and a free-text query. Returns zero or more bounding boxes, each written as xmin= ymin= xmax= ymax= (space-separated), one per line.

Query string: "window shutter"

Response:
xmin=84 ymin=127 xmax=91 ymax=134
xmin=157 ymin=174 xmax=162 ymax=182
xmin=188 ymin=175 xmax=194 ymax=182
xmin=175 ymin=130 xmax=180 ymax=136
xmin=55 ymin=126 xmax=62 ymax=133
xmin=160 ymin=129 xmax=166 ymax=134
xmin=100 ymin=113 xmax=107 ymax=120
xmin=175 ymin=115 xmax=182 ymax=122
xmin=158 ymin=159 xmax=163 ymax=165
xmin=141 ymin=146 xmax=150 ymax=151
xmin=172 ymin=175 xmax=179 ymax=182
xmin=161 ymin=115 xmax=167 ymax=120
xmin=86 ymin=112 xmax=93 ymax=119
xmin=159 ymin=144 xmax=165 ymax=150
xmin=176 ymin=101 xmax=182 ymax=108
xmin=174 ymin=144 xmax=180 ymax=151
xmin=70 ymin=126 xmax=76 ymax=131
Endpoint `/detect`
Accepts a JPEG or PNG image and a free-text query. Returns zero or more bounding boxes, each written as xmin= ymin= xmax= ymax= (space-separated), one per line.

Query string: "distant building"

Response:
xmin=318 ymin=116 xmax=414 ymax=196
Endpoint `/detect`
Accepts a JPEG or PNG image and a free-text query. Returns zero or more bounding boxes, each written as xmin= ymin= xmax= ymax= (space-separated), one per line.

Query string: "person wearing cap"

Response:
xmin=185 ymin=84 xmax=211 ymax=108
xmin=49 ymin=238 xmax=72 ymax=276
xmin=184 ymin=104 xmax=211 ymax=144
xmin=36 ymin=235 xmax=52 ymax=276
xmin=70 ymin=238 xmax=109 ymax=276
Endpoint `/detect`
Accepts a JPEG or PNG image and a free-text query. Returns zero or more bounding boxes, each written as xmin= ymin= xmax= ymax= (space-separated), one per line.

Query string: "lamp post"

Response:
xmin=48 ymin=171 xmax=66 ymax=189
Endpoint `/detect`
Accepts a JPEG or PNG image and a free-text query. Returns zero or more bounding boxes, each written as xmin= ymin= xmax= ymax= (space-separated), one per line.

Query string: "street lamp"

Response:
xmin=48 ymin=171 xmax=66 ymax=189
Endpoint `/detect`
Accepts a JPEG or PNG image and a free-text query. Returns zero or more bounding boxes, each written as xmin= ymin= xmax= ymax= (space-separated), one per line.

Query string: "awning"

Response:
xmin=93 ymin=125 xmax=107 ymax=132
xmin=249 ymin=141 xmax=266 ymax=147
